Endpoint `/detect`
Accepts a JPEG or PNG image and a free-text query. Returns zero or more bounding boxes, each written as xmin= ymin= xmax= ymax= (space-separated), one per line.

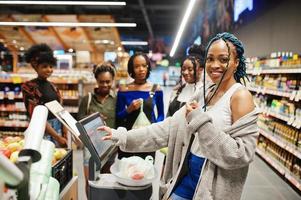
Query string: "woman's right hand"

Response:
xmin=57 ymin=136 xmax=68 ymax=147
xmin=186 ymin=100 xmax=199 ymax=116
xmin=98 ymin=126 xmax=112 ymax=140
xmin=126 ymin=99 xmax=142 ymax=113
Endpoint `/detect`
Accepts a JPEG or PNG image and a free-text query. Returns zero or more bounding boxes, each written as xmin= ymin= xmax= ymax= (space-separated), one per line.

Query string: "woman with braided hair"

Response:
xmin=167 ymin=44 xmax=205 ymax=117
xmin=100 ymin=32 xmax=259 ymax=200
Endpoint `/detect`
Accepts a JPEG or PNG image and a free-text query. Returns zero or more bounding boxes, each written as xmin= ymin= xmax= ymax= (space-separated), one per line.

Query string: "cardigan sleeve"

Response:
xmin=111 ymin=116 xmax=172 ymax=152
xmin=187 ymin=110 xmax=259 ymax=170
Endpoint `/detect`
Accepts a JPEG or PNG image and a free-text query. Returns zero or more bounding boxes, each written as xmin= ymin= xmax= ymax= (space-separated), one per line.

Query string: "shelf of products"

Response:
xmin=0 ymin=71 xmax=93 ymax=133
xmin=256 ymin=147 xmax=301 ymax=191
xmin=248 ymin=55 xmax=301 ymax=192
xmin=247 ymin=67 xmax=301 ymax=75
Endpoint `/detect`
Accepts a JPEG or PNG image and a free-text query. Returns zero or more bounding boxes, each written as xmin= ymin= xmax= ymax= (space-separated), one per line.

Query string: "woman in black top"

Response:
xmin=167 ymin=45 xmax=205 ymax=117
xmin=21 ymin=44 xmax=67 ymax=147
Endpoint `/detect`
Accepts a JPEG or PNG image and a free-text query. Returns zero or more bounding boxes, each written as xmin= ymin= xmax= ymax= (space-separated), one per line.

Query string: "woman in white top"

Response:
xmin=167 ymin=45 xmax=205 ymax=117
xmin=100 ymin=32 xmax=258 ymax=200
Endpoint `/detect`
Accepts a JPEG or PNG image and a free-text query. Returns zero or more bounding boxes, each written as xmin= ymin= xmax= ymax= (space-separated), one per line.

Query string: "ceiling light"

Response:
xmin=117 ymin=47 xmax=122 ymax=51
xmin=0 ymin=22 xmax=136 ymax=28
xmin=0 ymin=1 xmax=126 ymax=6
xmin=68 ymin=48 xmax=74 ymax=53
xmin=169 ymin=0 xmax=196 ymax=57
xmin=121 ymin=41 xmax=148 ymax=46
xmin=20 ymin=47 xmax=24 ymax=51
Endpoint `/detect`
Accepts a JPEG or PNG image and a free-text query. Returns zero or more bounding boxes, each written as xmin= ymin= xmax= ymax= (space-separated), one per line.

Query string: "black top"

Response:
xmin=167 ymin=97 xmax=186 ymax=117
xmin=37 ymin=78 xmax=60 ymax=120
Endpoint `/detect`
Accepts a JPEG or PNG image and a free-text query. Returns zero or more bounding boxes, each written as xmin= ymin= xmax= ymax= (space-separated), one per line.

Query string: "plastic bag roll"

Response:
xmin=31 ymin=140 xmax=55 ymax=177
xmin=44 ymin=177 xmax=60 ymax=200
xmin=24 ymin=105 xmax=48 ymax=151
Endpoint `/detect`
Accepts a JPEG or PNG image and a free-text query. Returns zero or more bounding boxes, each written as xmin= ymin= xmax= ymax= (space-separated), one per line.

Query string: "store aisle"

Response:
xmin=72 ymin=86 xmax=300 ymax=200
xmin=242 ymin=155 xmax=300 ymax=200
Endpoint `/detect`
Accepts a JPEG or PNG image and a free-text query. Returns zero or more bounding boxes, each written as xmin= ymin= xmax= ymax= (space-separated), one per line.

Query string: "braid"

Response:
xmin=205 ymin=32 xmax=248 ymax=84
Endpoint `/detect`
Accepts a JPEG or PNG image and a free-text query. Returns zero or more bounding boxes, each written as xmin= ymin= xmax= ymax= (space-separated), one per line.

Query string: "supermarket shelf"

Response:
xmin=256 ymin=148 xmax=301 ymax=191
xmin=247 ymin=66 xmax=301 ymax=75
xmin=248 ymin=86 xmax=300 ymax=101
xmin=262 ymin=108 xmax=290 ymax=122
xmin=258 ymin=127 xmax=301 ymax=159
xmin=0 ymin=120 xmax=28 ymax=128
xmin=62 ymin=96 xmax=79 ymax=100
xmin=1 ymin=95 xmax=23 ymax=100
xmin=0 ymin=107 xmax=26 ymax=112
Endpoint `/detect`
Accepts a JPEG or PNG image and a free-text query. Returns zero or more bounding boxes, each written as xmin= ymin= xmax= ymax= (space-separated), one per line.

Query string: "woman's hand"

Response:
xmin=186 ymin=100 xmax=199 ymax=116
xmin=126 ymin=99 xmax=142 ymax=113
xmin=98 ymin=126 xmax=112 ymax=140
xmin=57 ymin=136 xmax=68 ymax=147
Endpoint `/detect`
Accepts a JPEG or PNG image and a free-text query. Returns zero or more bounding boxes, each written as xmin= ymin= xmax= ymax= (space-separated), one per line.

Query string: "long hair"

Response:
xmin=203 ymin=32 xmax=247 ymax=111
xmin=177 ymin=44 xmax=205 ymax=95
xmin=205 ymin=32 xmax=248 ymax=84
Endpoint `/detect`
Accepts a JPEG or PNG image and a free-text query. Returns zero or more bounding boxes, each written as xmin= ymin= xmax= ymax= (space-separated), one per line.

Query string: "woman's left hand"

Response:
xmin=186 ymin=100 xmax=199 ymax=116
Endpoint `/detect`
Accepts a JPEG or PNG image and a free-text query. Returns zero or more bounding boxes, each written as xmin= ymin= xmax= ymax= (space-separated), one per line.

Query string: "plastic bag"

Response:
xmin=132 ymin=99 xmax=151 ymax=129
xmin=117 ymin=156 xmax=155 ymax=180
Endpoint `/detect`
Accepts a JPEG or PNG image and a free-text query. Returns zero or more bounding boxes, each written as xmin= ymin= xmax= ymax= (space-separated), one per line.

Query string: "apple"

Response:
xmin=10 ymin=151 xmax=19 ymax=163
xmin=59 ymin=149 xmax=67 ymax=157
xmin=131 ymin=172 xmax=144 ymax=180
xmin=53 ymin=148 xmax=67 ymax=160
xmin=7 ymin=142 xmax=22 ymax=152
xmin=0 ymin=149 xmax=12 ymax=158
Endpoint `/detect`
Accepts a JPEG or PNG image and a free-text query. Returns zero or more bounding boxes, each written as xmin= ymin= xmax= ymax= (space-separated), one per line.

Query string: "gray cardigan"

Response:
xmin=112 ymin=105 xmax=260 ymax=200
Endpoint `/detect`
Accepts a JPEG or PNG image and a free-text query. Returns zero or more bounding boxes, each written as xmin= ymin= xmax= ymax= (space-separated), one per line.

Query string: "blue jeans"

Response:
xmin=170 ymin=193 xmax=190 ymax=200
xmin=45 ymin=118 xmax=62 ymax=147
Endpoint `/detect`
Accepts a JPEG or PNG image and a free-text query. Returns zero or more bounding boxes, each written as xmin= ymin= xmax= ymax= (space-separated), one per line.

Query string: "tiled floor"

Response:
xmin=72 ymin=85 xmax=300 ymax=200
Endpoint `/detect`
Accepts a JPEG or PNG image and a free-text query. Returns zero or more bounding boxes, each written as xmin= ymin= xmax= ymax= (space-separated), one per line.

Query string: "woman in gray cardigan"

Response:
xmin=100 ymin=32 xmax=259 ymax=200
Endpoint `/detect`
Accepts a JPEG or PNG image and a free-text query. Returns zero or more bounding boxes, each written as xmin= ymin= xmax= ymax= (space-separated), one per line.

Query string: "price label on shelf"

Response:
xmin=0 ymin=91 xmax=4 ymax=100
xmin=295 ymin=91 xmax=301 ymax=102
xmin=287 ymin=116 xmax=295 ymax=125
xmin=289 ymin=91 xmax=297 ymax=101
xmin=7 ymin=91 xmax=15 ymax=100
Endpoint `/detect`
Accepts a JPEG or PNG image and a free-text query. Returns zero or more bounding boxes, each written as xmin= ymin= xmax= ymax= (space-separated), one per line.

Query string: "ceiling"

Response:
xmin=0 ymin=0 xmax=191 ymax=54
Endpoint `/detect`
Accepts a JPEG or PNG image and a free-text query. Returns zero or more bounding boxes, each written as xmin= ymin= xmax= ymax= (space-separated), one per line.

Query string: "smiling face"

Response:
xmin=133 ymin=55 xmax=148 ymax=81
xmin=205 ymin=39 xmax=238 ymax=84
xmin=181 ymin=59 xmax=202 ymax=84
xmin=96 ymin=71 xmax=113 ymax=95
xmin=34 ymin=62 xmax=54 ymax=80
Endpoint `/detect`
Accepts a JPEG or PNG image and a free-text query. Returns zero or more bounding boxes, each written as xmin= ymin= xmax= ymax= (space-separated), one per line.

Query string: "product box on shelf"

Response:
xmin=52 ymin=149 xmax=73 ymax=192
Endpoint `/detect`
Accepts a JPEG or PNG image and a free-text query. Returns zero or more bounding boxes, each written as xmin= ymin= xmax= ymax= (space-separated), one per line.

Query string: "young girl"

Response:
xmin=22 ymin=44 xmax=67 ymax=147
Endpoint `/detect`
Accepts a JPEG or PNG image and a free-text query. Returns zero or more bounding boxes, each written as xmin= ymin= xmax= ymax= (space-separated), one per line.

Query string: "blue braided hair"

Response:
xmin=205 ymin=32 xmax=248 ymax=84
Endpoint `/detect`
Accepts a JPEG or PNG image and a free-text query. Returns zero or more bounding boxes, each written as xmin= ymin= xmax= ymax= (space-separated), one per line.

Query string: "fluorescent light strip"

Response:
xmin=0 ymin=1 xmax=126 ymax=6
xmin=0 ymin=22 xmax=136 ymax=27
xmin=169 ymin=0 xmax=196 ymax=57
xmin=121 ymin=41 xmax=148 ymax=46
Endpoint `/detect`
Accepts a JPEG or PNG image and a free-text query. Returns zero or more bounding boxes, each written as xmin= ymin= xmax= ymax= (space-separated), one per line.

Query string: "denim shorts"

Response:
xmin=170 ymin=193 xmax=191 ymax=200
xmin=45 ymin=118 xmax=62 ymax=147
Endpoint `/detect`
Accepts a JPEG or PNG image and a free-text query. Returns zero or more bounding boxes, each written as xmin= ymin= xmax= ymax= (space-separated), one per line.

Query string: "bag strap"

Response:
xmin=87 ymin=92 xmax=92 ymax=112
xmin=149 ymin=84 xmax=158 ymax=98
